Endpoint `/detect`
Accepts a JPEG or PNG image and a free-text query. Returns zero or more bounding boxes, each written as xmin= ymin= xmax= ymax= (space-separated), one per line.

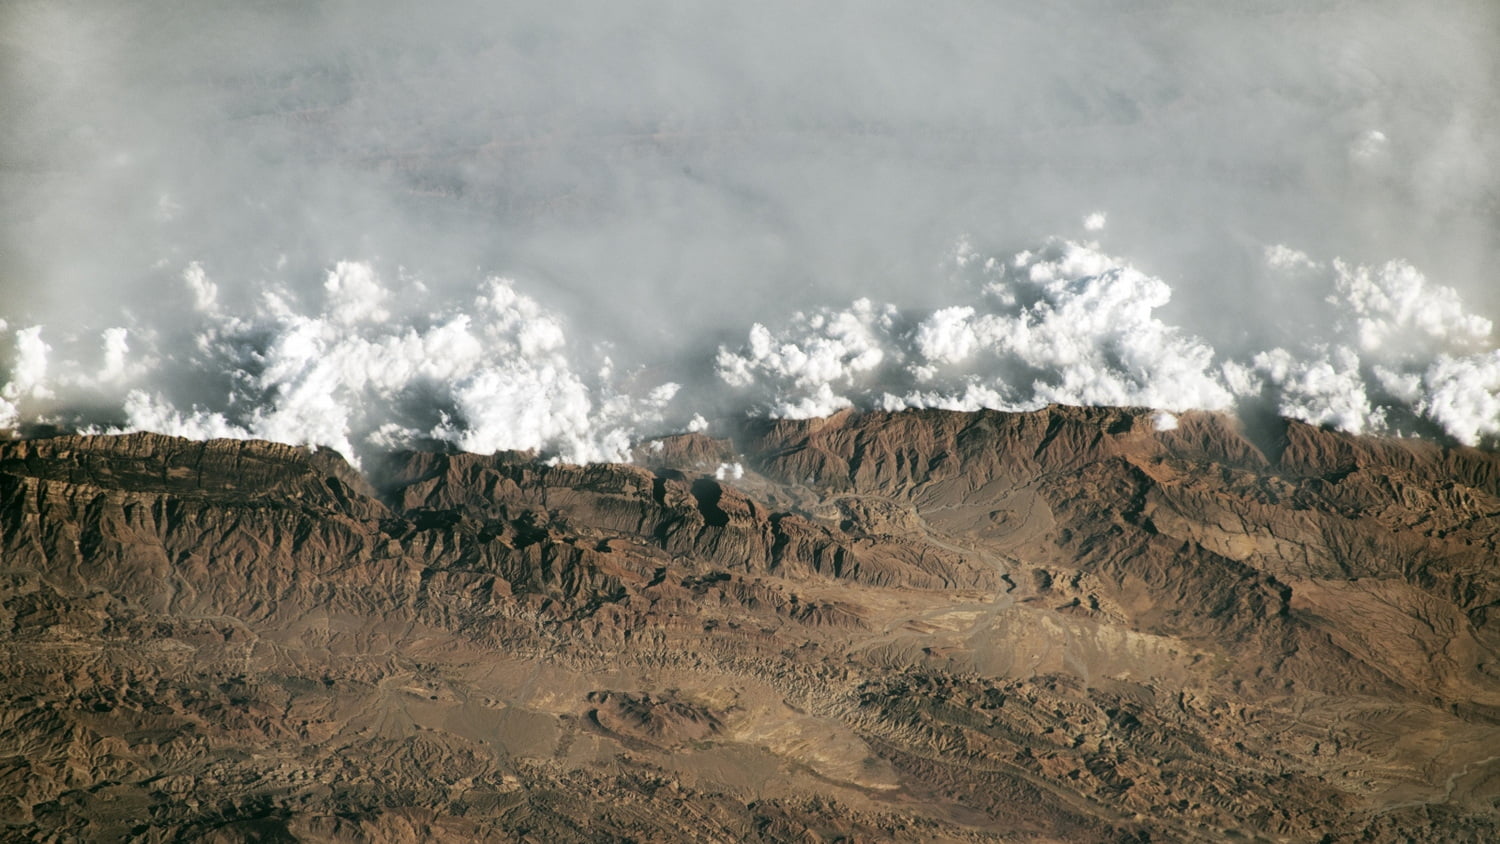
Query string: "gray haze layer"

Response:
xmin=2 ymin=1 xmax=1498 ymax=461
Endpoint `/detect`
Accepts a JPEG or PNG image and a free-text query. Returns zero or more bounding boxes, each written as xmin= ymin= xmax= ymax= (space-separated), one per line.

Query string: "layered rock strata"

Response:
xmin=2 ymin=407 xmax=1498 ymax=841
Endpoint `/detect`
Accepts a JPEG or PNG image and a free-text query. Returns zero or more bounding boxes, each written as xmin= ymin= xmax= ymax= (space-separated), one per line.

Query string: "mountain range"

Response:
xmin=3 ymin=406 xmax=1498 ymax=841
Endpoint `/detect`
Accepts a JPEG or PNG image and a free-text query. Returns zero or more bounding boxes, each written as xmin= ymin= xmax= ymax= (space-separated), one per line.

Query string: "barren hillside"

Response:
xmin=3 ymin=407 xmax=1499 ymax=841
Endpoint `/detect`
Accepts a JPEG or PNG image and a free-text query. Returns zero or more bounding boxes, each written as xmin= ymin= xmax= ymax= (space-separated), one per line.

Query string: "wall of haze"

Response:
xmin=2 ymin=1 xmax=1497 ymax=464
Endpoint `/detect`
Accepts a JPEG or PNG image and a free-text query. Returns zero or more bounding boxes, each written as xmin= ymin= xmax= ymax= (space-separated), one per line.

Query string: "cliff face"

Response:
xmin=2 ymin=407 xmax=1499 ymax=842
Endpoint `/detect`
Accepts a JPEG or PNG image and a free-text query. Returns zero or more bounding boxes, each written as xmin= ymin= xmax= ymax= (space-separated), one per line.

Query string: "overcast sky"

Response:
xmin=2 ymin=1 xmax=1497 ymax=459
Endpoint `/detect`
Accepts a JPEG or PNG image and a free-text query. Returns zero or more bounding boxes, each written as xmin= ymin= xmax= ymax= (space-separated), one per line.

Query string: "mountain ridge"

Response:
xmin=2 ymin=406 xmax=1499 ymax=841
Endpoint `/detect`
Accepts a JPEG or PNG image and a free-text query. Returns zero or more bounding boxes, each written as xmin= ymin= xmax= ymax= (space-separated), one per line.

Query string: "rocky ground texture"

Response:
xmin=2 ymin=406 xmax=1499 ymax=841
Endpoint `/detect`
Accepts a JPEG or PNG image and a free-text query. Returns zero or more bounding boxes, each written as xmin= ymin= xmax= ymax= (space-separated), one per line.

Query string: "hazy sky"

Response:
xmin=2 ymin=1 xmax=1498 ymax=461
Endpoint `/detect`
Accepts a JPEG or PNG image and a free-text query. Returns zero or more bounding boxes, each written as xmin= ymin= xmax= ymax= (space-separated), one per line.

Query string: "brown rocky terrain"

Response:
xmin=2 ymin=406 xmax=1499 ymax=842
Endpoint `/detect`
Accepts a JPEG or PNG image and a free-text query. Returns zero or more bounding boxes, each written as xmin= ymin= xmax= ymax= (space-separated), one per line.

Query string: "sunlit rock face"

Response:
xmin=3 ymin=407 xmax=1500 ymax=841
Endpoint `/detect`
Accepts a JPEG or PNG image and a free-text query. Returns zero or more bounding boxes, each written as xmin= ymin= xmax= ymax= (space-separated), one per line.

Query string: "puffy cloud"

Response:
xmin=86 ymin=263 xmax=678 ymax=466
xmin=119 ymin=390 xmax=252 ymax=441
xmin=100 ymin=329 xmax=130 ymax=383
xmin=715 ymin=299 xmax=898 ymax=418
xmin=982 ymin=242 xmax=1234 ymax=412
xmin=912 ymin=306 xmax=984 ymax=366
xmin=717 ymin=239 xmax=1236 ymax=419
xmin=1249 ymin=248 xmax=1499 ymax=444
xmin=3 ymin=327 xmax=53 ymax=402
xmin=1264 ymin=245 xmax=1317 ymax=273
xmin=1248 ymin=346 xmax=1380 ymax=435
xmin=0 ymin=323 xmax=157 ymax=432
xmin=716 ymin=237 xmax=1499 ymax=448
xmin=1331 ymin=258 xmax=1491 ymax=356
xmin=183 ymin=262 xmax=219 ymax=314
xmin=1410 ymin=352 xmax=1500 ymax=446
xmin=3 ymin=235 xmax=1498 ymax=457
xmin=324 ymin=261 xmax=391 ymax=326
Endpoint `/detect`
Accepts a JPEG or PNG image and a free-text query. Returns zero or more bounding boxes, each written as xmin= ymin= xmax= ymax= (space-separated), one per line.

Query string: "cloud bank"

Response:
xmin=715 ymin=238 xmax=1500 ymax=447
xmin=26 ymin=262 xmax=678 ymax=467
xmin=2 ymin=1 xmax=1497 ymax=458
xmin=4 ymin=237 xmax=1496 ymax=463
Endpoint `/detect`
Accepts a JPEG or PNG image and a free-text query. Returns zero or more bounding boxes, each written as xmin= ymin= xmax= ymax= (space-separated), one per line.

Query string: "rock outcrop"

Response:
xmin=2 ymin=407 xmax=1499 ymax=841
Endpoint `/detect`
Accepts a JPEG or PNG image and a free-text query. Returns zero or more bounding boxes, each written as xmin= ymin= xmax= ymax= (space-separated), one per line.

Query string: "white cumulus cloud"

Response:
xmin=1332 ymin=258 xmax=1491 ymax=356
xmin=4 ymin=232 xmax=1498 ymax=455
xmin=717 ymin=239 xmax=1236 ymax=420
xmin=93 ymin=264 xmax=681 ymax=466
xmin=3 ymin=327 xmax=53 ymax=402
xmin=715 ymin=236 xmax=1500 ymax=448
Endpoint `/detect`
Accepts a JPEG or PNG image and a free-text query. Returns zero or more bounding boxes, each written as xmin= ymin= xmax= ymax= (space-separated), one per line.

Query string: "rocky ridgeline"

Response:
xmin=2 ymin=407 xmax=1499 ymax=842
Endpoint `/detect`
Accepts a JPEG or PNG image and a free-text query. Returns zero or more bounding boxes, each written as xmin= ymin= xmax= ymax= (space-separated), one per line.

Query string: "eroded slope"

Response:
xmin=2 ymin=408 xmax=1499 ymax=842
